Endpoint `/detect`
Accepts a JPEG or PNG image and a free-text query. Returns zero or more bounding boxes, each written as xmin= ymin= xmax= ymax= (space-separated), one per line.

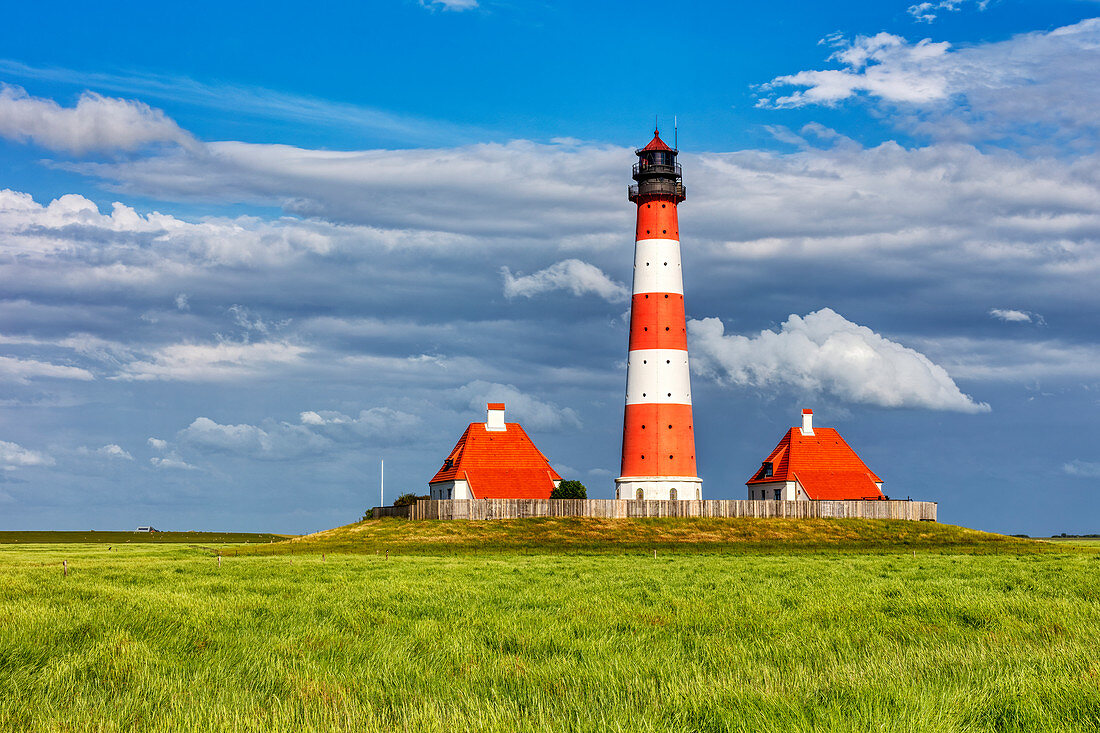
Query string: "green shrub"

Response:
xmin=393 ymin=493 xmax=428 ymax=507
xmin=551 ymin=480 xmax=587 ymax=499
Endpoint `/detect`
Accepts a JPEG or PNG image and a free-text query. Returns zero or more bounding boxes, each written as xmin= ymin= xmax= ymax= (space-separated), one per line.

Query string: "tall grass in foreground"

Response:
xmin=1 ymin=544 xmax=1098 ymax=732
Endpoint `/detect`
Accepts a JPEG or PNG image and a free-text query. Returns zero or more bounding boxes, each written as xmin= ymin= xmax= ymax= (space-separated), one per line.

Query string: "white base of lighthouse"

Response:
xmin=615 ymin=476 xmax=702 ymax=501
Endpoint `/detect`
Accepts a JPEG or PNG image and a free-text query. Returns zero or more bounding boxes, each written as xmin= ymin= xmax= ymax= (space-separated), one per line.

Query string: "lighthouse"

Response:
xmin=615 ymin=129 xmax=702 ymax=501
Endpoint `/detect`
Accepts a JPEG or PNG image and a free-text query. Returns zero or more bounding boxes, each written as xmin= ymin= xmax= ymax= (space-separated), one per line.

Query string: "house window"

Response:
xmin=669 ymin=488 xmax=678 ymax=501
xmin=762 ymin=462 xmax=773 ymax=478
xmin=774 ymin=489 xmax=781 ymax=500
xmin=636 ymin=488 xmax=644 ymax=500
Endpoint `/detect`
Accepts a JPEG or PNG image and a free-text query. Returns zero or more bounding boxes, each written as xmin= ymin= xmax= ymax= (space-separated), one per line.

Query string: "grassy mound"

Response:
xmin=238 ymin=517 xmax=1049 ymax=556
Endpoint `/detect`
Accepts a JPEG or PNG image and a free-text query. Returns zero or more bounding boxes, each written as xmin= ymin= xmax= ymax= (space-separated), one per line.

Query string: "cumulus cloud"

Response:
xmin=150 ymin=455 xmax=198 ymax=470
xmin=688 ymin=309 xmax=989 ymax=413
xmin=178 ymin=416 xmax=330 ymax=459
xmin=501 ymin=259 xmax=629 ymax=302
xmin=0 ymin=440 xmax=54 ymax=469
xmin=0 ymin=84 xmax=194 ymax=154
xmin=176 ymin=407 xmax=420 ymax=461
xmin=295 ymin=408 xmax=420 ymax=443
xmin=989 ymin=308 xmax=1044 ymax=324
xmin=757 ymin=19 xmax=1100 ymax=147
xmin=454 ymin=380 xmax=582 ymax=431
xmin=1064 ymin=460 xmax=1100 ymax=478
xmin=77 ymin=444 xmax=134 ymax=460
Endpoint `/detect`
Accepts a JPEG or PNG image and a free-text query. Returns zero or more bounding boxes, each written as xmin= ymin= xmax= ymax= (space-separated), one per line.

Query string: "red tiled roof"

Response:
xmin=641 ymin=129 xmax=673 ymax=152
xmin=792 ymin=470 xmax=884 ymax=501
xmin=429 ymin=422 xmax=561 ymax=499
xmin=746 ymin=427 xmax=884 ymax=500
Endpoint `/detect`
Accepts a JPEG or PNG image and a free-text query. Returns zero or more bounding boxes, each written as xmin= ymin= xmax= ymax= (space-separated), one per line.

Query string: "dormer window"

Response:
xmin=762 ymin=461 xmax=773 ymax=479
xmin=443 ymin=458 xmax=453 ymax=470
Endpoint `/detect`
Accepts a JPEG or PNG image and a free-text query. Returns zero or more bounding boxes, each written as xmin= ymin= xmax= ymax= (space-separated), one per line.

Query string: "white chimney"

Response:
xmin=800 ymin=408 xmax=814 ymax=436
xmin=486 ymin=402 xmax=506 ymax=431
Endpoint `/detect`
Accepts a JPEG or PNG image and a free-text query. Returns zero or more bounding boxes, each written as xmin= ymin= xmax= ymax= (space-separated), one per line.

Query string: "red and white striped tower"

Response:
xmin=616 ymin=129 xmax=702 ymax=501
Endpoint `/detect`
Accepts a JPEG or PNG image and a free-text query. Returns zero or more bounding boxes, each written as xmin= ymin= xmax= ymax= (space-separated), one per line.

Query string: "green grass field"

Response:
xmin=2 ymin=519 xmax=1099 ymax=732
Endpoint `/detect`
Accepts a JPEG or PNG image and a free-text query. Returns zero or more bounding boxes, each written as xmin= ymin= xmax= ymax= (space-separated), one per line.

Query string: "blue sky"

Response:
xmin=1 ymin=0 xmax=1099 ymax=534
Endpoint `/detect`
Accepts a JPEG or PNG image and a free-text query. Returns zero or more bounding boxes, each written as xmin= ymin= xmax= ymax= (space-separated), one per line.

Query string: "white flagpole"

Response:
xmin=380 ymin=458 xmax=384 ymax=508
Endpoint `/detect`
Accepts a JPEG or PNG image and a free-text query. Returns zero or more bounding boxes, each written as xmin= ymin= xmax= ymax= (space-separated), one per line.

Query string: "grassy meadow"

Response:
xmin=1 ymin=519 xmax=1099 ymax=732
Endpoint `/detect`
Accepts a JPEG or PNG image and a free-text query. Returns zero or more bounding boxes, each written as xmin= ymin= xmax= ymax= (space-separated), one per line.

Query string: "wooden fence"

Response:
xmin=378 ymin=499 xmax=936 ymax=522
xmin=371 ymin=504 xmax=413 ymax=519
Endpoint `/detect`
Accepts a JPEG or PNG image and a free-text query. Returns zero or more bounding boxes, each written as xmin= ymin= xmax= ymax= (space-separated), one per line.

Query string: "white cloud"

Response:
xmin=147 ymin=438 xmax=168 ymax=451
xmin=0 ymin=355 xmax=94 ymax=383
xmin=293 ymin=407 xmax=420 ymax=444
xmin=1064 ymin=460 xmax=1100 ymax=478
xmin=502 ymin=259 xmax=629 ymax=302
xmin=117 ymin=340 xmax=308 ymax=382
xmin=989 ymin=308 xmax=1043 ymax=324
xmin=759 ymin=32 xmax=952 ymax=107
xmin=688 ymin=308 xmax=989 ymax=413
xmin=77 ymin=444 xmax=134 ymax=460
xmin=175 ymin=293 xmax=190 ymax=311
xmin=58 ymin=139 xmax=628 ymax=239
xmin=913 ymin=336 xmax=1100 ymax=382
xmin=0 ymin=84 xmax=193 ymax=154
xmin=0 ymin=440 xmax=54 ymax=469
xmin=0 ymin=59 xmax=477 ymax=148
xmin=757 ymin=19 xmax=1100 ymax=146
xmin=176 ymin=406 xmax=420 ymax=461
xmin=454 ymin=380 xmax=582 ymax=431
xmin=150 ymin=455 xmax=198 ymax=470
xmin=422 ymin=0 xmax=478 ymax=9
xmin=178 ymin=416 xmax=330 ymax=459
xmin=907 ymin=0 xmax=988 ymax=23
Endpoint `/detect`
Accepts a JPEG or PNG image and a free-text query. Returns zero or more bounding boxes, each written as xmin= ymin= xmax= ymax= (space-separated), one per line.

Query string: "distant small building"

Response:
xmin=746 ymin=409 xmax=885 ymax=501
xmin=135 ymin=526 xmax=159 ymax=533
xmin=429 ymin=403 xmax=562 ymax=500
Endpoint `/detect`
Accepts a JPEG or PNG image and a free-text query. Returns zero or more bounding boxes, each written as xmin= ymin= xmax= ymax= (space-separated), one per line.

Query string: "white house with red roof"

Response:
xmin=746 ymin=409 xmax=885 ymax=501
xmin=428 ymin=403 xmax=562 ymax=500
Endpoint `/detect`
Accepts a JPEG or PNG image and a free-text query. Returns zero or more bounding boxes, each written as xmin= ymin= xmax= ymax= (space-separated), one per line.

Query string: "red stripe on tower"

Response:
xmin=615 ymin=128 xmax=702 ymax=501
